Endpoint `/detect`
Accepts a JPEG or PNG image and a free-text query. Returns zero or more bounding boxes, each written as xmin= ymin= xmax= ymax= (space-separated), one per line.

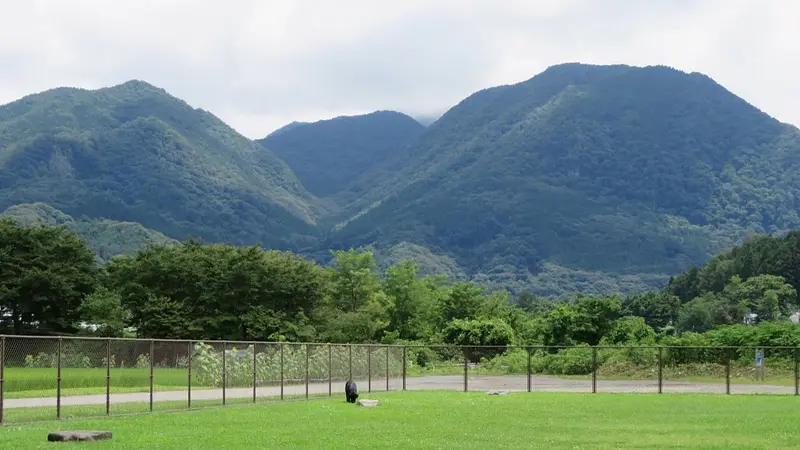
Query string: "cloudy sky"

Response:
xmin=0 ymin=0 xmax=798 ymax=139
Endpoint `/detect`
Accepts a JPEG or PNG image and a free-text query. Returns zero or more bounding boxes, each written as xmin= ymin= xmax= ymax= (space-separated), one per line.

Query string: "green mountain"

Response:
xmin=326 ymin=63 xmax=800 ymax=293
xmin=1 ymin=202 xmax=176 ymax=262
xmin=6 ymin=64 xmax=800 ymax=299
xmin=0 ymin=80 xmax=323 ymax=250
xmin=258 ymin=111 xmax=425 ymax=209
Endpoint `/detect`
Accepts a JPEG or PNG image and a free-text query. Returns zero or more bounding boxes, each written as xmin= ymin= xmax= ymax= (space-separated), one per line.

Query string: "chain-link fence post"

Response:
xmin=724 ymin=348 xmax=731 ymax=394
xmin=253 ymin=342 xmax=258 ymax=403
xmin=725 ymin=348 xmax=731 ymax=395
xmin=527 ymin=346 xmax=532 ymax=393
xmin=57 ymin=337 xmax=62 ymax=420
xmin=106 ymin=338 xmax=111 ymax=415
xmin=349 ymin=344 xmax=353 ymax=381
xmin=658 ymin=346 xmax=663 ymax=394
xmin=402 ymin=346 xmax=407 ymax=391
xmin=368 ymin=345 xmax=372 ymax=393
xmin=463 ymin=349 xmax=468 ymax=392
xmin=305 ymin=344 xmax=310 ymax=399
xmin=328 ymin=344 xmax=332 ymax=397
xmin=385 ymin=346 xmax=389 ymax=391
xmin=591 ymin=346 xmax=597 ymax=394
xmin=187 ymin=341 xmax=193 ymax=409
xmin=795 ymin=347 xmax=799 ymax=396
xmin=149 ymin=339 xmax=154 ymax=412
xmin=222 ymin=341 xmax=227 ymax=406
xmin=280 ymin=342 xmax=284 ymax=401
xmin=0 ymin=335 xmax=5 ymax=425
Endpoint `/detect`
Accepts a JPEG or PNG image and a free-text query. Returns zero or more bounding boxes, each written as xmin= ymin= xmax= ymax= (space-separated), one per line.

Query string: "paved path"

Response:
xmin=4 ymin=375 xmax=794 ymax=409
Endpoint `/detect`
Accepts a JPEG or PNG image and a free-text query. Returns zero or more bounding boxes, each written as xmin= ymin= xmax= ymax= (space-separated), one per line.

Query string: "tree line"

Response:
xmin=3 ymin=217 xmax=800 ymax=352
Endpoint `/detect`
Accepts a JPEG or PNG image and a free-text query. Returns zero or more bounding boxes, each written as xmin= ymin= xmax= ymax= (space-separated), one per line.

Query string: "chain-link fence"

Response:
xmin=2 ymin=336 xmax=799 ymax=425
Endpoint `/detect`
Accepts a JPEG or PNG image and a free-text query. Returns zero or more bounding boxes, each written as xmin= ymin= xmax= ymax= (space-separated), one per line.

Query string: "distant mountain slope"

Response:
xmin=1 ymin=203 xmax=176 ymax=262
xmin=329 ymin=63 xmax=800 ymax=286
xmin=258 ymin=111 xmax=425 ymax=208
xmin=0 ymin=80 xmax=322 ymax=250
xmin=371 ymin=241 xmax=469 ymax=281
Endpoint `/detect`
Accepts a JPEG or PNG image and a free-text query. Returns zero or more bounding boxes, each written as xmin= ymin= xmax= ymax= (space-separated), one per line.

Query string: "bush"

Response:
xmin=481 ymin=348 xmax=529 ymax=374
xmin=533 ymin=346 xmax=596 ymax=375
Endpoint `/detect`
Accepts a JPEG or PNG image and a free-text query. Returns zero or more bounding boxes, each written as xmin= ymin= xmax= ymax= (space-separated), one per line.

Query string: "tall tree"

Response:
xmin=318 ymin=249 xmax=389 ymax=342
xmin=439 ymin=281 xmax=485 ymax=326
xmin=0 ymin=218 xmax=97 ymax=334
xmin=328 ymin=249 xmax=381 ymax=313
xmin=621 ymin=291 xmax=681 ymax=330
xmin=383 ymin=260 xmax=435 ymax=341
xmin=721 ymin=274 xmax=798 ymax=322
xmin=105 ymin=240 xmax=327 ymax=340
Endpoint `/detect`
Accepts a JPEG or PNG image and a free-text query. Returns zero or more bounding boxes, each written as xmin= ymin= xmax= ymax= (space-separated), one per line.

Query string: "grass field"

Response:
xmin=2 ymin=391 xmax=799 ymax=449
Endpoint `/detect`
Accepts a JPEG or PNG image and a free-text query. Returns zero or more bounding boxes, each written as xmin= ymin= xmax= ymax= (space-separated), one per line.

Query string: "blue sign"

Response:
xmin=755 ymin=350 xmax=764 ymax=367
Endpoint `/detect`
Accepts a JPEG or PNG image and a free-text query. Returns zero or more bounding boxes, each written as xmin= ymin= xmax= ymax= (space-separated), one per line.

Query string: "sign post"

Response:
xmin=755 ymin=349 xmax=764 ymax=381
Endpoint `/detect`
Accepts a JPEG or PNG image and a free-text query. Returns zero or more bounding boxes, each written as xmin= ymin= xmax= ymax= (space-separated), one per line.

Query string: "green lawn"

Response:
xmin=2 ymin=391 xmax=799 ymax=449
xmin=3 ymin=368 xmax=190 ymax=396
xmin=1 ymin=393 xmax=322 ymax=424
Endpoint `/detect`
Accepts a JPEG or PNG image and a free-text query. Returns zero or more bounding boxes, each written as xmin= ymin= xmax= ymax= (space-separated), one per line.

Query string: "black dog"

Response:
xmin=345 ymin=380 xmax=359 ymax=403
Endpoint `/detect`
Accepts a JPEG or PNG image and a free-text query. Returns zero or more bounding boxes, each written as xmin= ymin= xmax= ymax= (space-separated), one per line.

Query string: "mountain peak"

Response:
xmin=98 ymin=79 xmax=176 ymax=101
xmin=259 ymin=109 xmax=426 ymax=200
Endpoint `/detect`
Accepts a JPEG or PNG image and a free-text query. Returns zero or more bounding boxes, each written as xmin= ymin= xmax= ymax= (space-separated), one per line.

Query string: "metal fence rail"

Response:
xmin=0 ymin=335 xmax=797 ymax=425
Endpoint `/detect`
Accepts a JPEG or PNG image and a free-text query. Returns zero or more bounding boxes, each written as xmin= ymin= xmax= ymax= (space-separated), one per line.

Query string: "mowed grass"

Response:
xmin=2 ymin=391 xmax=800 ymax=449
xmin=3 ymin=368 xmax=194 ymax=399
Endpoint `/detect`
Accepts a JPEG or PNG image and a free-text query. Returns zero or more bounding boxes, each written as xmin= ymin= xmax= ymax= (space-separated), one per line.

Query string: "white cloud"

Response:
xmin=0 ymin=0 xmax=798 ymax=138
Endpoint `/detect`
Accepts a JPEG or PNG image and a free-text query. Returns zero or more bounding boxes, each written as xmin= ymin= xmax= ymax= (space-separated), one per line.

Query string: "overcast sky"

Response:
xmin=0 ymin=0 xmax=798 ymax=139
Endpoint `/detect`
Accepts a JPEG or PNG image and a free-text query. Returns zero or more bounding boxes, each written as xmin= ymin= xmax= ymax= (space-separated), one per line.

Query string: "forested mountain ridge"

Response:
xmin=4 ymin=63 xmax=800 ymax=298
xmin=0 ymin=80 xmax=324 ymax=251
xmin=325 ymin=63 xmax=800 ymax=293
xmin=1 ymin=202 xmax=176 ymax=262
xmin=258 ymin=111 xmax=426 ymax=213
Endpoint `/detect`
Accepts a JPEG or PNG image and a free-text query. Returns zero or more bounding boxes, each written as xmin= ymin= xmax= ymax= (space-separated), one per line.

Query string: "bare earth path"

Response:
xmin=4 ymin=375 xmax=795 ymax=409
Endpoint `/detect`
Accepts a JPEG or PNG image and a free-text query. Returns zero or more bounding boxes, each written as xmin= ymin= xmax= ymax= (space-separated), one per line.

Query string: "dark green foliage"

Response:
xmin=78 ymin=286 xmax=129 ymax=337
xmin=383 ymin=261 xmax=436 ymax=341
xmin=601 ymin=316 xmax=657 ymax=345
xmin=439 ymin=282 xmax=487 ymax=325
xmin=442 ymin=318 xmax=515 ymax=362
xmin=0 ymin=81 xmax=322 ymax=251
xmin=620 ymin=291 xmax=681 ymax=331
xmin=667 ymin=231 xmax=800 ymax=303
xmin=516 ymin=290 xmax=554 ymax=315
xmin=258 ymin=111 xmax=425 ymax=205
xmin=675 ymin=295 xmax=722 ymax=333
xmin=535 ymin=296 xmax=622 ymax=347
xmin=0 ymin=218 xmax=97 ymax=334
xmin=104 ymin=239 xmax=327 ymax=341
xmin=316 ymin=249 xmax=391 ymax=343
